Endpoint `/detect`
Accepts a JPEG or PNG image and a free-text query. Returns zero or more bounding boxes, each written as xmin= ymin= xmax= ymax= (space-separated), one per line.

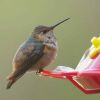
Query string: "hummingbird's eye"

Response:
xmin=43 ymin=30 xmax=47 ymax=34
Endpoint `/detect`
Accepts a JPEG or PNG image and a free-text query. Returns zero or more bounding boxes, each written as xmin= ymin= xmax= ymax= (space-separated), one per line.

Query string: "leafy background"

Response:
xmin=0 ymin=0 xmax=100 ymax=100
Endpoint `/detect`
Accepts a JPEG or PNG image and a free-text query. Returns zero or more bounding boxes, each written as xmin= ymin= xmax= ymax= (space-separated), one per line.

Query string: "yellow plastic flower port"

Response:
xmin=89 ymin=37 xmax=100 ymax=58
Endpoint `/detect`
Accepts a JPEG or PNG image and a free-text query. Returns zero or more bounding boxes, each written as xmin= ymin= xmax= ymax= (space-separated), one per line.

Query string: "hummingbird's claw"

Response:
xmin=36 ymin=68 xmax=44 ymax=75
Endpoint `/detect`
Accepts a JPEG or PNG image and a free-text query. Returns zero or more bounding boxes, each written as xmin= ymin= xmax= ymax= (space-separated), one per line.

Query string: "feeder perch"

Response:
xmin=41 ymin=37 xmax=100 ymax=94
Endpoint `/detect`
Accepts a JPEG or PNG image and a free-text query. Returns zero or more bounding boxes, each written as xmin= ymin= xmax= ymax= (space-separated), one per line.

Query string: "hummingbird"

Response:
xmin=6 ymin=18 xmax=70 ymax=89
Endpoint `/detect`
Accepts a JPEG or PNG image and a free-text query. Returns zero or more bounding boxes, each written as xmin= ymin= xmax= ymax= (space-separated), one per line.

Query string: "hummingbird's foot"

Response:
xmin=36 ymin=68 xmax=44 ymax=75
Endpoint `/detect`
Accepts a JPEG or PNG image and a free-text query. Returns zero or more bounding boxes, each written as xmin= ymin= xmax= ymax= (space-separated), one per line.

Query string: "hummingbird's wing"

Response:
xmin=7 ymin=39 xmax=45 ymax=89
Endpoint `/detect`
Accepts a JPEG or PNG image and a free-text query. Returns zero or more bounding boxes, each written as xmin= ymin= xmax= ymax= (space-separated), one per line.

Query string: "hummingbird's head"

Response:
xmin=32 ymin=25 xmax=53 ymax=41
xmin=32 ymin=18 xmax=70 ymax=41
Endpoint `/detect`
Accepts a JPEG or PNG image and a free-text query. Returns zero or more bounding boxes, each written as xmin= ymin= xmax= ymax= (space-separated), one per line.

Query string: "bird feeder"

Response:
xmin=40 ymin=37 xmax=100 ymax=94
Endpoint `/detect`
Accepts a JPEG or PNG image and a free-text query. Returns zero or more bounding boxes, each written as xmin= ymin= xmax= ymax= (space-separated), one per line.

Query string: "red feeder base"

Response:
xmin=41 ymin=70 xmax=100 ymax=94
xmin=40 ymin=37 xmax=100 ymax=94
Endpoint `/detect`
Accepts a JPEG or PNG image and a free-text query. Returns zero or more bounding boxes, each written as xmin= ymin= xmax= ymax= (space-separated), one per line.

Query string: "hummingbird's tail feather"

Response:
xmin=6 ymin=69 xmax=26 ymax=89
xmin=6 ymin=79 xmax=15 ymax=89
xmin=6 ymin=73 xmax=24 ymax=89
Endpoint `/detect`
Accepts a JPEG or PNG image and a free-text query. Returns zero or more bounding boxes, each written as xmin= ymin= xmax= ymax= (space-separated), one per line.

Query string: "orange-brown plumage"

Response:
xmin=6 ymin=18 xmax=70 ymax=89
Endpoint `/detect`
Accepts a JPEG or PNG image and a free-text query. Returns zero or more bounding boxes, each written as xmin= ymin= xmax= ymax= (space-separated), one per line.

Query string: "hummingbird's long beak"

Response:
xmin=50 ymin=18 xmax=70 ymax=30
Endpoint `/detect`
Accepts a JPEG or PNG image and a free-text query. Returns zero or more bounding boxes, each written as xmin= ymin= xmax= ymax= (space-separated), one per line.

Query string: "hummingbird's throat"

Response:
xmin=43 ymin=32 xmax=58 ymax=48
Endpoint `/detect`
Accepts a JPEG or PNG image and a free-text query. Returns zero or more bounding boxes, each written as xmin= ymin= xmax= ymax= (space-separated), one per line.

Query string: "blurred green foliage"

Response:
xmin=0 ymin=0 xmax=100 ymax=100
